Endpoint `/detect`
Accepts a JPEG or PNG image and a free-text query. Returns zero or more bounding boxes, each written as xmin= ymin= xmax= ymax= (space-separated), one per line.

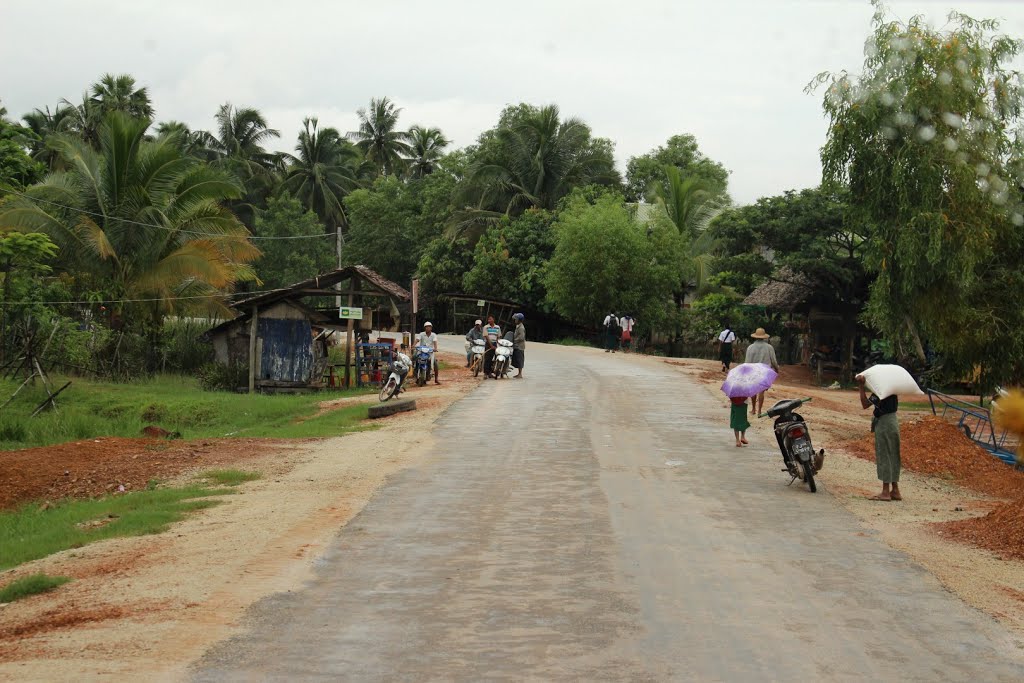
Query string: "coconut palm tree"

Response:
xmin=405 ymin=125 xmax=450 ymax=179
xmin=57 ymin=74 xmax=155 ymax=148
xmin=652 ymin=164 xmax=725 ymax=296
xmin=453 ymin=104 xmax=619 ymax=241
xmin=281 ymin=117 xmax=366 ymax=263
xmin=0 ymin=112 xmax=259 ymax=335
xmin=21 ymin=104 xmax=76 ymax=169
xmin=349 ymin=97 xmax=410 ymax=176
xmin=198 ymin=103 xmax=282 ymax=226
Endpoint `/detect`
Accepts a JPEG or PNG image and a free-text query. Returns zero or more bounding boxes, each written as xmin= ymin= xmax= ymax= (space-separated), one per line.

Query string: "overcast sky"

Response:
xmin=3 ymin=1 xmax=1024 ymax=204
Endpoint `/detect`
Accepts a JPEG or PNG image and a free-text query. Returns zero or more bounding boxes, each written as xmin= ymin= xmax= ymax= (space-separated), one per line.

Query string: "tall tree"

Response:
xmin=21 ymin=105 xmax=75 ymax=169
xmin=405 ymin=125 xmax=450 ymax=179
xmin=652 ymin=164 xmax=724 ymax=298
xmin=0 ymin=104 xmax=44 ymax=192
xmin=59 ymin=73 xmax=154 ymax=148
xmin=252 ymin=194 xmax=333 ymax=289
xmin=456 ymin=104 xmax=620 ymax=239
xmin=0 ymin=112 xmax=259 ymax=360
xmin=625 ymin=134 xmax=730 ymax=203
xmin=812 ymin=2 xmax=1024 ymax=386
xmin=462 ymin=209 xmax=556 ymax=306
xmin=350 ymin=97 xmax=410 ymax=176
xmin=281 ymin=117 xmax=365 ymax=265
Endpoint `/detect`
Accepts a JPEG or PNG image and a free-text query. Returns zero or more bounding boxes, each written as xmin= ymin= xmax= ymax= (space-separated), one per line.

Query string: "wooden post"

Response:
xmin=248 ymin=305 xmax=258 ymax=394
xmin=343 ymin=277 xmax=358 ymax=388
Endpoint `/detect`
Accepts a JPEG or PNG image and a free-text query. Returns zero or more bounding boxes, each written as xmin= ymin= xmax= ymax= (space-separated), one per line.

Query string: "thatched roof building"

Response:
xmin=742 ymin=267 xmax=815 ymax=312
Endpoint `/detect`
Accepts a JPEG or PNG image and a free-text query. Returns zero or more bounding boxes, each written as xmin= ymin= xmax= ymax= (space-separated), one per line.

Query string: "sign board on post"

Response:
xmin=339 ymin=307 xmax=363 ymax=320
xmin=476 ymin=299 xmax=485 ymax=308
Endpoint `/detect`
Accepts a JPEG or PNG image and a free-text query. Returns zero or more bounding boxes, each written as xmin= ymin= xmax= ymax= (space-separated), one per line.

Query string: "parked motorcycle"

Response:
xmin=470 ymin=338 xmax=486 ymax=377
xmin=763 ymin=397 xmax=825 ymax=493
xmin=379 ymin=351 xmax=411 ymax=402
xmin=492 ymin=339 xmax=514 ymax=379
xmin=413 ymin=345 xmax=434 ymax=386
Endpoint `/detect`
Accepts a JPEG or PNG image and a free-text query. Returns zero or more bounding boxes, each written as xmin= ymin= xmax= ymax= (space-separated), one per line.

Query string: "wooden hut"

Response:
xmin=206 ymin=266 xmax=411 ymax=393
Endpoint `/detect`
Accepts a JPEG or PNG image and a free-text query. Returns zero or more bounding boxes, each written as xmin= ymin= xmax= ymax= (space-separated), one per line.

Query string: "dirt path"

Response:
xmin=0 ymin=353 xmax=476 ymax=682
xmin=673 ymin=357 xmax=1024 ymax=639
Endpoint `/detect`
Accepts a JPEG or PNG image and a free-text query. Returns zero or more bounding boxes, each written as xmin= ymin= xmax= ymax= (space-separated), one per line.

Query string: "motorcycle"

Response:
xmin=492 ymin=339 xmax=514 ymax=379
xmin=470 ymin=338 xmax=486 ymax=377
xmin=413 ymin=345 xmax=434 ymax=386
xmin=378 ymin=351 xmax=411 ymax=402
xmin=763 ymin=397 xmax=825 ymax=493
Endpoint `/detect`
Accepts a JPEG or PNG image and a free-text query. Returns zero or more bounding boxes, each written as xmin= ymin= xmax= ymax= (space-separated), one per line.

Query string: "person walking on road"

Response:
xmin=465 ymin=319 xmax=484 ymax=367
xmin=718 ymin=324 xmax=737 ymax=372
xmin=856 ymin=374 xmax=902 ymax=501
xmin=483 ymin=315 xmax=501 ymax=378
xmin=729 ymin=396 xmax=750 ymax=447
xmin=417 ymin=322 xmax=441 ymax=385
xmin=744 ymin=327 xmax=779 ymax=416
xmin=620 ymin=314 xmax=634 ymax=352
xmin=512 ymin=313 xmax=526 ymax=378
xmin=603 ymin=312 xmax=619 ymax=353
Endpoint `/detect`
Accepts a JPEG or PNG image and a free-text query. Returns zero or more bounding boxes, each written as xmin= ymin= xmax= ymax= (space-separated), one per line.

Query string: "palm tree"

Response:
xmin=405 ymin=125 xmax=450 ymax=179
xmin=652 ymin=164 xmax=725 ymax=296
xmin=0 ymin=112 xmax=259 ymax=341
xmin=453 ymin=104 xmax=619 ymax=241
xmin=89 ymin=73 xmax=155 ymax=119
xmin=21 ymin=104 xmax=76 ymax=169
xmin=154 ymin=120 xmax=206 ymax=157
xmin=281 ymin=117 xmax=366 ymax=264
xmin=198 ymin=104 xmax=282 ymax=226
xmin=349 ymin=97 xmax=410 ymax=176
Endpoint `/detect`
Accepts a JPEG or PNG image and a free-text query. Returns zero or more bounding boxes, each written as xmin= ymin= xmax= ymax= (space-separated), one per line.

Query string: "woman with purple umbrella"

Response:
xmin=722 ymin=362 xmax=780 ymax=447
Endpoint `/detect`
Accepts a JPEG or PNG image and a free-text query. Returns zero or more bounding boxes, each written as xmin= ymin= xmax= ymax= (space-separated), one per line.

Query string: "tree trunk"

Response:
xmin=905 ymin=315 xmax=927 ymax=364
xmin=840 ymin=310 xmax=856 ymax=384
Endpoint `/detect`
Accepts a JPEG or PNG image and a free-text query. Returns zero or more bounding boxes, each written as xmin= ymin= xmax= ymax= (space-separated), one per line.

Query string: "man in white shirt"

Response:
xmin=718 ymin=324 xmax=737 ymax=372
xmin=416 ymin=321 xmax=440 ymax=384
xmin=603 ymin=312 xmax=619 ymax=353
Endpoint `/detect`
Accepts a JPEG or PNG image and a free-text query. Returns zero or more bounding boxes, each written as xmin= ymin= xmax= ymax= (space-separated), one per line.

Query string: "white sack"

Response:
xmin=859 ymin=364 xmax=924 ymax=400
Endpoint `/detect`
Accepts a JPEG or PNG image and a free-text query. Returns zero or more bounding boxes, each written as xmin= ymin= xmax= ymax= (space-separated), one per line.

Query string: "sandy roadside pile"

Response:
xmin=669 ymin=357 xmax=1024 ymax=640
xmin=0 ymin=353 xmax=476 ymax=682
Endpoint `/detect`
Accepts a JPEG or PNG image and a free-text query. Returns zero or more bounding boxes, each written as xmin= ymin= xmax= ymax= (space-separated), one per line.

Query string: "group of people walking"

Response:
xmin=602 ymin=312 xmax=635 ymax=353
xmin=465 ymin=314 xmax=526 ymax=379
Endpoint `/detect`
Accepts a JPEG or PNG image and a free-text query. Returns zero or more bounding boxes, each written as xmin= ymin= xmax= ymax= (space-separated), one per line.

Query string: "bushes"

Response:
xmin=197 ymin=362 xmax=247 ymax=392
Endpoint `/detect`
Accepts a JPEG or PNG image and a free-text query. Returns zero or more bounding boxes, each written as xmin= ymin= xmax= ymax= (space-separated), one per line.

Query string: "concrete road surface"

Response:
xmin=193 ymin=340 xmax=1024 ymax=682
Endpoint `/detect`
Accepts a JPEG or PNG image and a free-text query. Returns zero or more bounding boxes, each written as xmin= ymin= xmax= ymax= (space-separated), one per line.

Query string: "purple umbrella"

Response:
xmin=721 ymin=363 xmax=778 ymax=398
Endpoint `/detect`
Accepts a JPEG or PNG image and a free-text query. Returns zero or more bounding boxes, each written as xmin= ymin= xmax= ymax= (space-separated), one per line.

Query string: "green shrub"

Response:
xmin=197 ymin=362 xmax=247 ymax=392
xmin=0 ymin=573 xmax=71 ymax=602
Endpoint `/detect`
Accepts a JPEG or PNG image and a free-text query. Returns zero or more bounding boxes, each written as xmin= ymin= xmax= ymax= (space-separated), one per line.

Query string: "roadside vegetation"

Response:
xmin=0 ymin=375 xmax=374 ymax=450
xmin=0 ymin=485 xmax=234 ymax=569
xmin=0 ymin=573 xmax=71 ymax=602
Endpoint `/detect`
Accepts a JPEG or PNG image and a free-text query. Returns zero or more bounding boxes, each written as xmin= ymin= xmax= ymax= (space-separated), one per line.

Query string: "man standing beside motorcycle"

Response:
xmin=511 ymin=313 xmax=526 ymax=378
xmin=465 ymin=319 xmax=484 ymax=367
xmin=483 ymin=315 xmax=501 ymax=378
xmin=417 ymin=321 xmax=441 ymax=385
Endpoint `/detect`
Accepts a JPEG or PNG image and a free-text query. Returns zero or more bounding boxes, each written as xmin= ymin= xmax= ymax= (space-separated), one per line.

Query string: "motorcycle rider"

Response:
xmin=465 ymin=319 xmax=484 ymax=367
xmin=416 ymin=321 xmax=440 ymax=385
xmin=483 ymin=315 xmax=502 ymax=378
xmin=392 ymin=343 xmax=412 ymax=395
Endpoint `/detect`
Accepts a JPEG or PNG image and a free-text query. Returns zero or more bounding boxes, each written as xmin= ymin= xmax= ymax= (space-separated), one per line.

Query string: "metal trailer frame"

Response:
xmin=926 ymin=389 xmax=1018 ymax=466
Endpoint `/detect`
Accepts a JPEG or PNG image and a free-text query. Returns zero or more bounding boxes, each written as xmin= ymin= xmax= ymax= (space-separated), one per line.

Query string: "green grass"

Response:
xmin=0 ymin=375 xmax=375 ymax=450
xmin=552 ymin=337 xmax=594 ymax=347
xmin=0 ymin=573 xmax=71 ymax=603
xmin=0 ymin=485 xmax=232 ymax=570
xmin=201 ymin=469 xmax=261 ymax=487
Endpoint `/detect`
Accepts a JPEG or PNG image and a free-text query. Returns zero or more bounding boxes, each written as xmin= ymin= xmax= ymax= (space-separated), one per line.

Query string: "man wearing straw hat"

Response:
xmin=745 ymin=327 xmax=780 ymax=416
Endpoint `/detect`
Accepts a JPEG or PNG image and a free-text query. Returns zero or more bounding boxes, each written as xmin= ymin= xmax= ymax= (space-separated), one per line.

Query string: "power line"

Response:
xmin=2 ymin=190 xmax=336 ymax=241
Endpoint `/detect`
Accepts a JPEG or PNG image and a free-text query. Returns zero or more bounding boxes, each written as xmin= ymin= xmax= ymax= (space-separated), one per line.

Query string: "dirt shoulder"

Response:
xmin=0 ymin=352 xmax=476 ymax=681
xmin=670 ymin=357 xmax=1024 ymax=641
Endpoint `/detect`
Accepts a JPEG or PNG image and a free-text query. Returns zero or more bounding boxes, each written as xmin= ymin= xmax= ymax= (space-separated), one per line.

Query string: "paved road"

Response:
xmin=193 ymin=340 xmax=1024 ymax=682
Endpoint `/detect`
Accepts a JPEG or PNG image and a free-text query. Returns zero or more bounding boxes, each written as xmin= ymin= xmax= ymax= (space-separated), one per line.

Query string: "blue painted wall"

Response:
xmin=258 ymin=318 xmax=313 ymax=382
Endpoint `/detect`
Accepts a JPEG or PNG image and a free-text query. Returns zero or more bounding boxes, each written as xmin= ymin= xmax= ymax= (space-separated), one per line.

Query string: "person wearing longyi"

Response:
xmin=857 ymin=373 xmax=902 ymax=501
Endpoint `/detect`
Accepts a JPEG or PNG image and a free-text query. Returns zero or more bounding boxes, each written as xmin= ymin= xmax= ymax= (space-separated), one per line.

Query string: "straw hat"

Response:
xmin=751 ymin=327 xmax=770 ymax=339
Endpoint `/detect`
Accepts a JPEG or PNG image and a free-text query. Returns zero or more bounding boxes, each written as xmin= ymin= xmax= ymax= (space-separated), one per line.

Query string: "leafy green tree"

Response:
xmin=812 ymin=3 xmax=1024 ymax=385
xmin=0 ymin=231 xmax=58 ymax=359
xmin=545 ymin=191 xmax=684 ymax=331
xmin=625 ymin=134 xmax=730 ymax=202
xmin=343 ymin=176 xmax=428 ymax=284
xmin=350 ymin=97 xmax=410 ymax=176
xmin=281 ymin=117 xmax=366 ymax=260
xmin=456 ymin=104 xmax=620 ymax=239
xmin=405 ymin=125 xmax=450 ymax=179
xmin=21 ymin=105 xmax=75 ymax=170
xmin=252 ymin=194 xmax=333 ymax=288
xmin=415 ymin=235 xmax=473 ymax=301
xmin=0 ymin=105 xmax=44 ymax=192
xmin=713 ymin=188 xmax=870 ymax=378
xmin=0 ymin=112 xmax=259 ymax=347
xmin=462 ymin=209 xmax=555 ymax=306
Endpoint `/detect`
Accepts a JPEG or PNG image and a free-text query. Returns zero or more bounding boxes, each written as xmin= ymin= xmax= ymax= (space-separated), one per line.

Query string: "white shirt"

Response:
xmin=621 ymin=317 xmax=634 ymax=333
xmin=417 ymin=331 xmax=438 ymax=348
xmin=603 ymin=315 xmax=619 ymax=327
xmin=718 ymin=329 xmax=736 ymax=344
